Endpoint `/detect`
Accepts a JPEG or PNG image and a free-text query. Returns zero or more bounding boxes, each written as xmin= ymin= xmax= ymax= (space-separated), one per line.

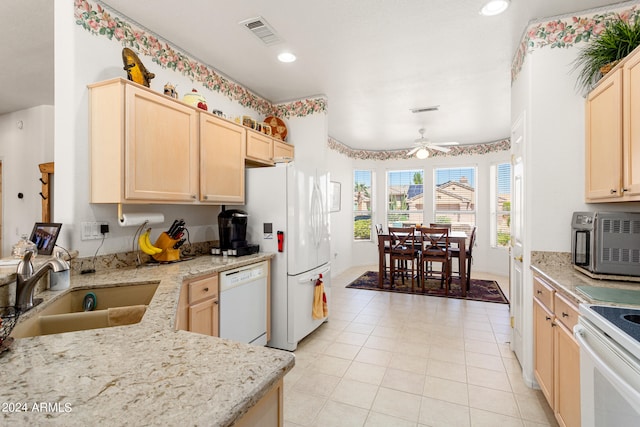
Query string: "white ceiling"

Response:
xmin=1 ymin=0 xmax=626 ymax=151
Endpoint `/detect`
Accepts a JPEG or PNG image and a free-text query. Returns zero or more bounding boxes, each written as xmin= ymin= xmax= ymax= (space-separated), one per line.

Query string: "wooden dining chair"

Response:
xmin=429 ymin=223 xmax=452 ymax=230
xmin=388 ymin=227 xmax=420 ymax=291
xmin=375 ymin=224 xmax=391 ymax=279
xmin=418 ymin=227 xmax=452 ymax=294
xmin=450 ymin=226 xmax=476 ymax=291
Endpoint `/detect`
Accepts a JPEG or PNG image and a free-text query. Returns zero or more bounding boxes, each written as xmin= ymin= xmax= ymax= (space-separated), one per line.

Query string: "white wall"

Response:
xmin=326 ymin=148 xmax=511 ymax=277
xmin=0 ymin=105 xmax=54 ymax=256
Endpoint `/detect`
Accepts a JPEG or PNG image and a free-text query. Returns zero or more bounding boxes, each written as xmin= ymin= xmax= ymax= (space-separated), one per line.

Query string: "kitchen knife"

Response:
xmin=173 ymin=238 xmax=186 ymax=249
xmin=167 ymin=219 xmax=179 ymax=236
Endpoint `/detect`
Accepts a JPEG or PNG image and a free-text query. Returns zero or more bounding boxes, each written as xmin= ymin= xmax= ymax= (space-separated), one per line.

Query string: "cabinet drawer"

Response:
xmin=533 ymin=275 xmax=555 ymax=311
xmin=554 ymin=292 xmax=579 ymax=331
xmin=188 ymin=274 xmax=219 ymax=304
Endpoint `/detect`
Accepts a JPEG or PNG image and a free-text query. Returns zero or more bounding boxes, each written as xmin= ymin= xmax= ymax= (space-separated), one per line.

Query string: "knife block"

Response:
xmin=152 ymin=232 xmax=180 ymax=262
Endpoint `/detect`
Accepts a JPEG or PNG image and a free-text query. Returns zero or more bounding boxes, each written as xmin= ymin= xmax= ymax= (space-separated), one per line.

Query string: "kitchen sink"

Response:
xmin=11 ymin=282 xmax=159 ymax=338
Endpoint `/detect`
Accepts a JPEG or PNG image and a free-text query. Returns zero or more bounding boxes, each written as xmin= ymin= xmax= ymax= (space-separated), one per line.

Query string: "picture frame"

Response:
xmin=329 ymin=181 xmax=341 ymax=212
xmin=29 ymin=222 xmax=62 ymax=256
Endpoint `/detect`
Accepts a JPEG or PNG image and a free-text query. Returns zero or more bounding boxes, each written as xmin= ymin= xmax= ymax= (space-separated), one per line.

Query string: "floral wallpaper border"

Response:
xmin=511 ymin=3 xmax=640 ymax=82
xmin=74 ymin=0 xmax=327 ymax=119
xmin=328 ymin=137 xmax=510 ymax=161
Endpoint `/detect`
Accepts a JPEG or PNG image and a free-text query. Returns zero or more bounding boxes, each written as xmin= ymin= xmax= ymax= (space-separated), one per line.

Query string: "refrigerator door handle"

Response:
xmin=297 ymin=266 xmax=331 ymax=283
xmin=310 ymin=182 xmax=322 ymax=248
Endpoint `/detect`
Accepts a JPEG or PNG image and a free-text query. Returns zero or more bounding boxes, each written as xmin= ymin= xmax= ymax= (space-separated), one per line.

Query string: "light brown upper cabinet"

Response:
xmin=200 ymin=113 xmax=246 ymax=204
xmin=89 ymin=78 xmax=199 ymax=203
xmin=246 ymin=129 xmax=295 ymax=166
xmin=586 ymin=45 xmax=640 ymax=202
xmin=273 ymin=140 xmax=294 ymax=161
xmin=246 ymin=129 xmax=274 ymax=166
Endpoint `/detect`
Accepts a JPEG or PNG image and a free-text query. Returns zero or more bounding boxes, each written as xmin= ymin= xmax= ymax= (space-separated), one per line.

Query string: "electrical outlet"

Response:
xmin=81 ymin=222 xmax=109 ymax=240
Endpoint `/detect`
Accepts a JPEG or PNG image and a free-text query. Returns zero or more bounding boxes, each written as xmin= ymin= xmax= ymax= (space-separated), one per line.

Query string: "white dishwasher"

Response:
xmin=219 ymin=261 xmax=268 ymax=345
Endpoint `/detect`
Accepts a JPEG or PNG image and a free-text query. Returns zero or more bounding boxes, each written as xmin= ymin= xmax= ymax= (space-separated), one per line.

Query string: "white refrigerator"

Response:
xmin=243 ymin=162 xmax=330 ymax=351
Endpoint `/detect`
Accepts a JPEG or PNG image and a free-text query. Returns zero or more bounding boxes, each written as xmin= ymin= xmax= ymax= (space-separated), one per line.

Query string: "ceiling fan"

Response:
xmin=407 ymin=128 xmax=459 ymax=159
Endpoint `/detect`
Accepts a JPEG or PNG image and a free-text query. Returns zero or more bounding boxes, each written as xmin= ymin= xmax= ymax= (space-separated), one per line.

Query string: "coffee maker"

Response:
xmin=212 ymin=208 xmax=259 ymax=256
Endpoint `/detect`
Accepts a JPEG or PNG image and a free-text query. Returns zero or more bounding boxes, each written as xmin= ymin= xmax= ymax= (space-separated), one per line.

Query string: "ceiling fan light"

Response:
xmin=480 ymin=0 xmax=510 ymax=16
xmin=416 ymin=148 xmax=430 ymax=159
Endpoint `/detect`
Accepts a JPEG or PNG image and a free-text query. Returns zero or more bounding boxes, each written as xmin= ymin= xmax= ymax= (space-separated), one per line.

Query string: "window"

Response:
xmin=433 ymin=167 xmax=476 ymax=233
xmin=387 ymin=169 xmax=424 ymax=228
xmin=353 ymin=170 xmax=372 ymax=240
xmin=491 ymin=162 xmax=511 ymax=247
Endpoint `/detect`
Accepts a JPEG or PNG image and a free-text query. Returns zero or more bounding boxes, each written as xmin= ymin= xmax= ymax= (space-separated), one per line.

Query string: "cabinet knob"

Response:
xmin=204 ymin=287 xmax=209 ymax=292
xmin=214 ymin=300 xmax=219 ymax=305
xmin=610 ymin=189 xmax=617 ymax=194
xmin=203 ymin=195 xmax=208 ymax=200
xmin=622 ymin=188 xmax=629 ymax=193
xmin=545 ymin=316 xmax=552 ymax=321
xmin=191 ymin=194 xmax=197 ymax=199
xmin=537 ymin=290 xmax=542 ymax=295
xmin=515 ymin=255 xmax=523 ymax=262
xmin=562 ymin=312 xmax=569 ymax=318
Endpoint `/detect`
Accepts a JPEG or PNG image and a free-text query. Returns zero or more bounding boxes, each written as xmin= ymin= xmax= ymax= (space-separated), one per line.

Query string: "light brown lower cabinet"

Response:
xmin=533 ymin=274 xmax=580 ymax=427
xmin=234 ymin=378 xmax=283 ymax=427
xmin=176 ymin=272 xmax=219 ymax=336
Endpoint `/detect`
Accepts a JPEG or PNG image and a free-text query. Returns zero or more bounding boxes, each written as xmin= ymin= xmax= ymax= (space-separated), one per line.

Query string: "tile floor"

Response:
xmin=282 ymin=265 xmax=558 ymax=427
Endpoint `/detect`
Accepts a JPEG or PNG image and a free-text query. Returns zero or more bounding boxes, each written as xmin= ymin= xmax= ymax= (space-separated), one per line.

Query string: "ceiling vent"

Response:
xmin=239 ymin=16 xmax=282 ymax=45
xmin=410 ymin=105 xmax=440 ymax=113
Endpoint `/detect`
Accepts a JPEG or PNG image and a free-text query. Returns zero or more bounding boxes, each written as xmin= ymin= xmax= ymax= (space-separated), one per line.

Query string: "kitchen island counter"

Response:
xmin=1 ymin=253 xmax=293 ymax=426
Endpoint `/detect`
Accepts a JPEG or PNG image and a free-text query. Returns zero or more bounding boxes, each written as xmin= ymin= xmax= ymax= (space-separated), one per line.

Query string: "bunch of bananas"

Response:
xmin=138 ymin=228 xmax=163 ymax=255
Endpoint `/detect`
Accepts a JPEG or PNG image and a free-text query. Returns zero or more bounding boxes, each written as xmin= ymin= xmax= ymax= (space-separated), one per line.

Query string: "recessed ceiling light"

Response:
xmin=277 ymin=52 xmax=296 ymax=63
xmin=480 ymin=0 xmax=510 ymax=16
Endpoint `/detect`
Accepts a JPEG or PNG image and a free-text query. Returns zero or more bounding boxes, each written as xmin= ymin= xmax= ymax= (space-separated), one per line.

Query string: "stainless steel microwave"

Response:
xmin=571 ymin=211 xmax=640 ymax=276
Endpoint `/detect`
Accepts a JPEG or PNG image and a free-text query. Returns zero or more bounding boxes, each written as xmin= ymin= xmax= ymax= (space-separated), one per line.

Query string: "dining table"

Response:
xmin=378 ymin=230 xmax=469 ymax=296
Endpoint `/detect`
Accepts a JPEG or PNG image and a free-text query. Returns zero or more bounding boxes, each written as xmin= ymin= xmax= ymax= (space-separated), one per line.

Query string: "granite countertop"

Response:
xmin=531 ymin=254 xmax=640 ymax=307
xmin=0 ymin=253 xmax=294 ymax=426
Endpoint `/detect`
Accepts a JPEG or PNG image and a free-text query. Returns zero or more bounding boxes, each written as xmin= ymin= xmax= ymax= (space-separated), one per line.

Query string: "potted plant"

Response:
xmin=574 ymin=16 xmax=640 ymax=94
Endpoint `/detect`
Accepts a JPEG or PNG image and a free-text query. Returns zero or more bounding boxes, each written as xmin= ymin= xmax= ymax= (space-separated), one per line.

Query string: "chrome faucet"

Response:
xmin=15 ymin=249 xmax=69 ymax=311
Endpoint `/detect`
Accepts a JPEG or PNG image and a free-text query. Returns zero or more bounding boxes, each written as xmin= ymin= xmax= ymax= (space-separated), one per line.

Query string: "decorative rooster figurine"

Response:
xmin=121 ymin=48 xmax=155 ymax=87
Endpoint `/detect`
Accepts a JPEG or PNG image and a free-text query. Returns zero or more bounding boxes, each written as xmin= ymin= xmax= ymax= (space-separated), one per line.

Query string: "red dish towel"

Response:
xmin=312 ymin=275 xmax=328 ymax=320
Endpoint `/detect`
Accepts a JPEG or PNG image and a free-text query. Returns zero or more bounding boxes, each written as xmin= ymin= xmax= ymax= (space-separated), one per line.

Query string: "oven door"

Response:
xmin=574 ymin=319 xmax=640 ymax=427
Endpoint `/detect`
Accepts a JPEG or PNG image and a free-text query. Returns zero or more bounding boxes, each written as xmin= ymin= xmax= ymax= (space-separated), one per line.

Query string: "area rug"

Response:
xmin=346 ymin=271 xmax=509 ymax=304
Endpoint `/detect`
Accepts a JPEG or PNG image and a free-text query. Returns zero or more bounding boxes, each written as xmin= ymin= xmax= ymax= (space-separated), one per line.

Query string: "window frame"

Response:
xmin=353 ymin=169 xmax=373 ymax=242
xmin=432 ymin=166 xmax=477 ymax=233
xmin=491 ymin=162 xmax=511 ymax=248
xmin=385 ymin=169 xmax=425 ymax=229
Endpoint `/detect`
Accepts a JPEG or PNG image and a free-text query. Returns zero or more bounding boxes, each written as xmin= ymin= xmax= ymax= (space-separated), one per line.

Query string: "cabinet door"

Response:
xmin=623 ymin=50 xmax=640 ymax=197
xmin=189 ymin=298 xmax=219 ymax=337
xmin=554 ymin=321 xmax=581 ymax=427
xmin=246 ymin=130 xmax=274 ymax=165
xmin=585 ymin=69 xmax=623 ymax=200
xmin=200 ymin=114 xmax=246 ymax=203
xmin=273 ymin=140 xmax=294 ymax=161
xmin=534 ymin=299 xmax=554 ymax=405
xmin=125 ymin=85 xmax=199 ymax=201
